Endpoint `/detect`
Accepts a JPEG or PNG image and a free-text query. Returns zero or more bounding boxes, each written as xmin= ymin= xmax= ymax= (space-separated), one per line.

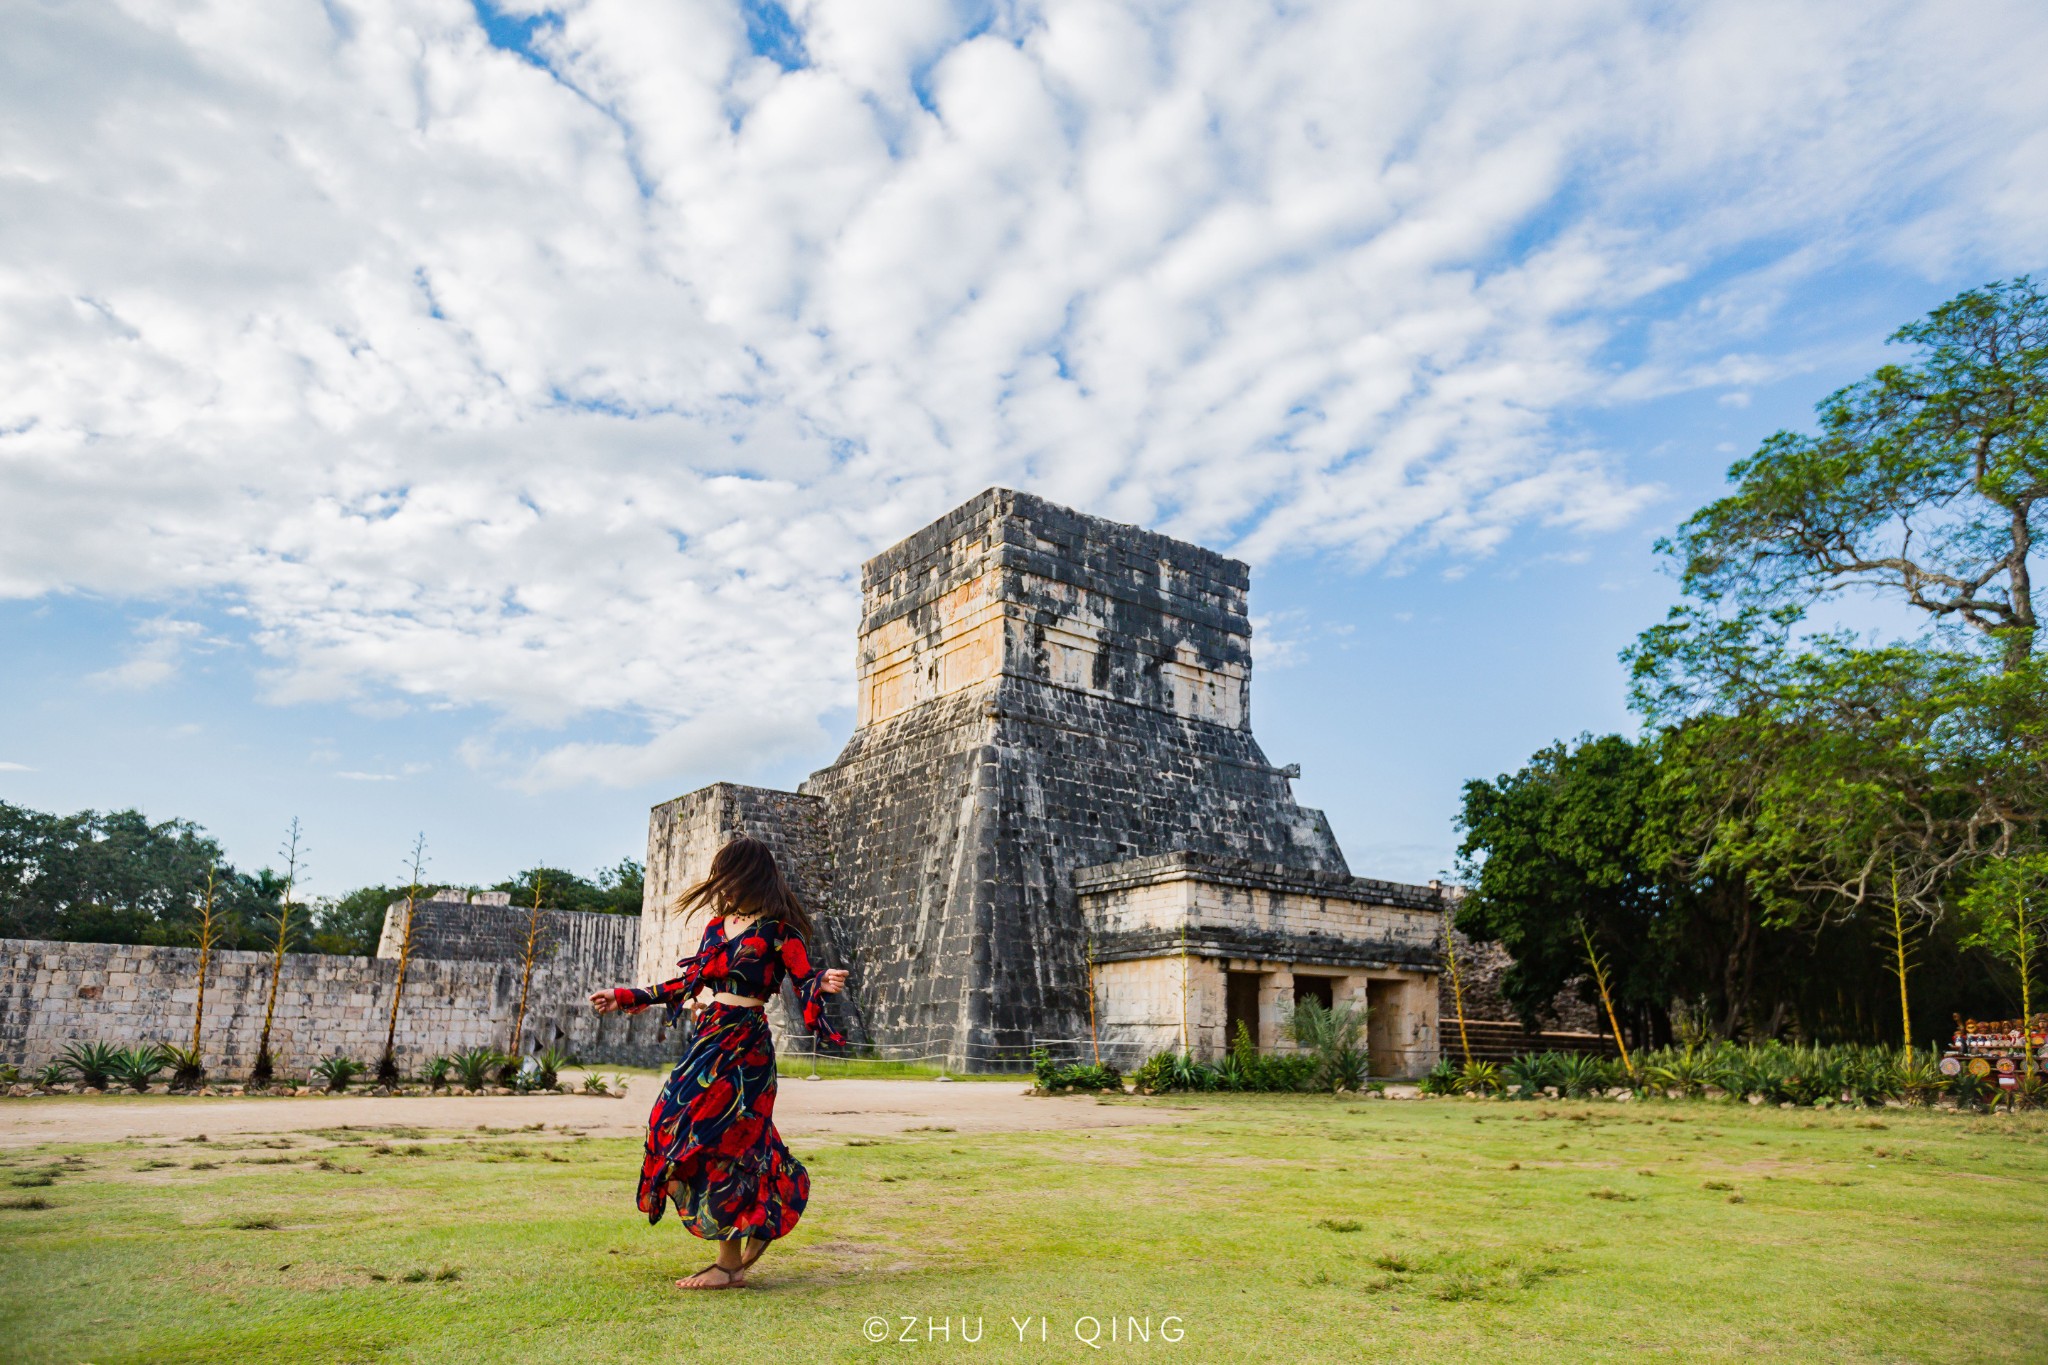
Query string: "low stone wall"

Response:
xmin=1443 ymin=931 xmax=1602 ymax=1035
xmin=0 ymin=938 xmax=677 ymax=1077
xmin=375 ymin=897 xmax=640 ymax=986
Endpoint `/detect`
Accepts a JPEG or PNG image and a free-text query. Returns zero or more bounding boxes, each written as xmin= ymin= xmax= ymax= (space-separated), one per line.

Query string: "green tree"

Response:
xmin=492 ymin=859 xmax=643 ymax=915
xmin=1454 ymin=735 xmax=1680 ymax=1046
xmin=1669 ymin=276 xmax=2045 ymax=672
xmin=0 ymin=801 xmax=274 ymax=949
xmin=309 ymin=885 xmax=402 ymax=955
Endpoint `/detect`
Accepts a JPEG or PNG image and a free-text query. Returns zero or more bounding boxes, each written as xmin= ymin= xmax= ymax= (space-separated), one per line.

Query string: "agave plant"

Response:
xmin=159 ymin=1044 xmax=206 ymax=1090
xmin=580 ymin=1071 xmax=611 ymax=1095
xmin=32 ymin=1061 xmax=73 ymax=1089
xmin=1644 ymin=1048 xmax=1724 ymax=1099
xmin=1456 ymin=1059 xmax=1503 ymax=1096
xmin=1419 ymin=1058 xmax=1460 ymax=1096
xmin=311 ymin=1054 xmax=366 ymax=1093
xmin=1899 ymin=1054 xmax=1948 ymax=1107
xmin=1946 ymin=1065 xmax=1995 ymax=1113
xmin=533 ymin=1047 xmax=573 ymax=1091
xmin=422 ymin=1056 xmax=454 ymax=1091
xmin=58 ymin=1041 xmax=125 ymax=1090
xmin=1781 ymin=1046 xmax=1847 ymax=1106
xmin=109 ymin=1044 xmax=168 ymax=1092
xmin=452 ymin=1046 xmax=507 ymax=1092
xmin=1840 ymin=1046 xmax=1903 ymax=1107
xmin=1503 ymin=1052 xmax=1560 ymax=1099
xmin=1554 ymin=1052 xmax=1609 ymax=1099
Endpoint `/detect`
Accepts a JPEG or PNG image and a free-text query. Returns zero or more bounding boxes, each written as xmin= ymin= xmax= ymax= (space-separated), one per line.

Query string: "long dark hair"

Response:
xmin=675 ymin=836 xmax=815 ymax=937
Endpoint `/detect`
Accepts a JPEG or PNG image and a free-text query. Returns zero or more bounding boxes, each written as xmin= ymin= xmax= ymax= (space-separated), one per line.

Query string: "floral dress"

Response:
xmin=610 ymin=914 xmax=844 ymax=1240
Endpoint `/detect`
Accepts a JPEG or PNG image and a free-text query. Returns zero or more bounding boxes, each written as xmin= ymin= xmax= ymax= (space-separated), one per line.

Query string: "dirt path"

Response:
xmin=0 ymin=1078 xmax=1184 ymax=1147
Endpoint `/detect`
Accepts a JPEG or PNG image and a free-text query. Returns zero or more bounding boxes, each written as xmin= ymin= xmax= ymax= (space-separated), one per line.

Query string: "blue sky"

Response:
xmin=2 ymin=2 xmax=2043 ymax=896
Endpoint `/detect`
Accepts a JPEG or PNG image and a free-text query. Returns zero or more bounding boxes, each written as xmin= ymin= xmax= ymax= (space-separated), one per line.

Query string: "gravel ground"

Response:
xmin=0 ymin=1075 xmax=1189 ymax=1146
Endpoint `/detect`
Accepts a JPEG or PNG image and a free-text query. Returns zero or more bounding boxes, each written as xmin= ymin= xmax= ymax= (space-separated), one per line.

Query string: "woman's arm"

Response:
xmin=588 ymin=919 xmax=727 ymax=1017
xmin=780 ymin=929 xmax=849 ymax=1047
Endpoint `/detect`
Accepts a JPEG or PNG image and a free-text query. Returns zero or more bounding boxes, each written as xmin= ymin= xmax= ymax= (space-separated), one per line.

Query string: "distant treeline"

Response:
xmin=0 ymin=800 xmax=643 ymax=957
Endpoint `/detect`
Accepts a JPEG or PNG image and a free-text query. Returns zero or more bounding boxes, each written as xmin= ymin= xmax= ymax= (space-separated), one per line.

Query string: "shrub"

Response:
xmin=159 ymin=1044 xmax=206 ymax=1090
xmin=452 ymin=1047 xmax=508 ymax=1092
xmin=0 ymin=1063 xmax=17 ymax=1087
xmin=1282 ymin=997 xmax=1370 ymax=1092
xmin=31 ymin=1062 xmax=72 ymax=1089
xmin=58 ymin=1042 xmax=124 ymax=1090
xmin=311 ymin=1055 xmax=366 ymax=1093
xmin=109 ymin=1045 xmax=168 ymax=1092
xmin=1032 ymin=1053 xmax=1125 ymax=1094
xmin=580 ymin=1072 xmax=611 ymax=1095
xmin=422 ymin=1056 xmax=454 ymax=1091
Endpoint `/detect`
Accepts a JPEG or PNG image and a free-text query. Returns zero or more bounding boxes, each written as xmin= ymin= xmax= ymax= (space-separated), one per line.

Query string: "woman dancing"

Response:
xmin=590 ymin=836 xmax=847 ymax=1290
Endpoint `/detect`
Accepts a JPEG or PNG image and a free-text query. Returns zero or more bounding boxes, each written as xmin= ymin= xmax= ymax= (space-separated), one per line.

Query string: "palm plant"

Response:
xmin=59 ymin=1041 xmax=125 ymax=1090
xmin=311 ymin=1054 xmax=366 ymax=1093
xmin=109 ymin=1044 xmax=168 ymax=1092
xmin=452 ymin=1046 xmax=506 ymax=1092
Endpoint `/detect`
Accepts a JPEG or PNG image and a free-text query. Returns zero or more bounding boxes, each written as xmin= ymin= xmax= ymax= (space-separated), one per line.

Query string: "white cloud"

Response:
xmin=2 ymin=0 xmax=2044 ymax=787
xmin=88 ymin=617 xmax=212 ymax=691
xmin=0 ymin=762 xmax=36 ymax=772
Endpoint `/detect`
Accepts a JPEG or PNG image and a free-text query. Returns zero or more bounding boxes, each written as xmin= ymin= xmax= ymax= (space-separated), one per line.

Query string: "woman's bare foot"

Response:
xmin=675 ymin=1262 xmax=747 ymax=1291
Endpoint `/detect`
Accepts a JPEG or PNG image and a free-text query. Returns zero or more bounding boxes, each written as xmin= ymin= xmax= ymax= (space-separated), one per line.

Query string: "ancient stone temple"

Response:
xmin=640 ymin=489 xmax=1446 ymax=1073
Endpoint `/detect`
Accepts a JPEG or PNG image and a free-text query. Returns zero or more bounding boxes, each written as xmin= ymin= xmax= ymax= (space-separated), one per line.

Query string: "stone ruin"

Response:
xmin=642 ymin=488 xmax=1450 ymax=1074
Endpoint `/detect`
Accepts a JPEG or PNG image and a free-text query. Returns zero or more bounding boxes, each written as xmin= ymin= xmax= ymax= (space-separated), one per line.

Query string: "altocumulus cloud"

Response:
xmin=1 ymin=0 xmax=2043 ymax=789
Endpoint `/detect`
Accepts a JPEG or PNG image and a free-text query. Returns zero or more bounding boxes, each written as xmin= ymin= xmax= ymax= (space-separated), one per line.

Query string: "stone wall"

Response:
xmin=0 ymin=938 xmax=675 ymax=1076
xmin=1443 ymin=930 xmax=1602 ymax=1033
xmin=377 ymin=895 xmax=640 ymax=989
xmin=640 ymin=782 xmax=865 ymax=1048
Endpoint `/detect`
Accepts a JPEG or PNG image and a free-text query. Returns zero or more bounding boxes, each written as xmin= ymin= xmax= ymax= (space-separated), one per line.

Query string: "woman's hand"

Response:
xmin=590 ymin=989 xmax=621 ymax=1014
xmin=819 ymin=968 xmax=849 ymax=995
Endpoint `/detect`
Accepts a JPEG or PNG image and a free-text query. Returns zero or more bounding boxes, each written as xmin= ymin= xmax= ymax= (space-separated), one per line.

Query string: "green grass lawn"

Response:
xmin=774 ymin=1056 xmax=1028 ymax=1081
xmin=2 ymin=1094 xmax=2044 ymax=1363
